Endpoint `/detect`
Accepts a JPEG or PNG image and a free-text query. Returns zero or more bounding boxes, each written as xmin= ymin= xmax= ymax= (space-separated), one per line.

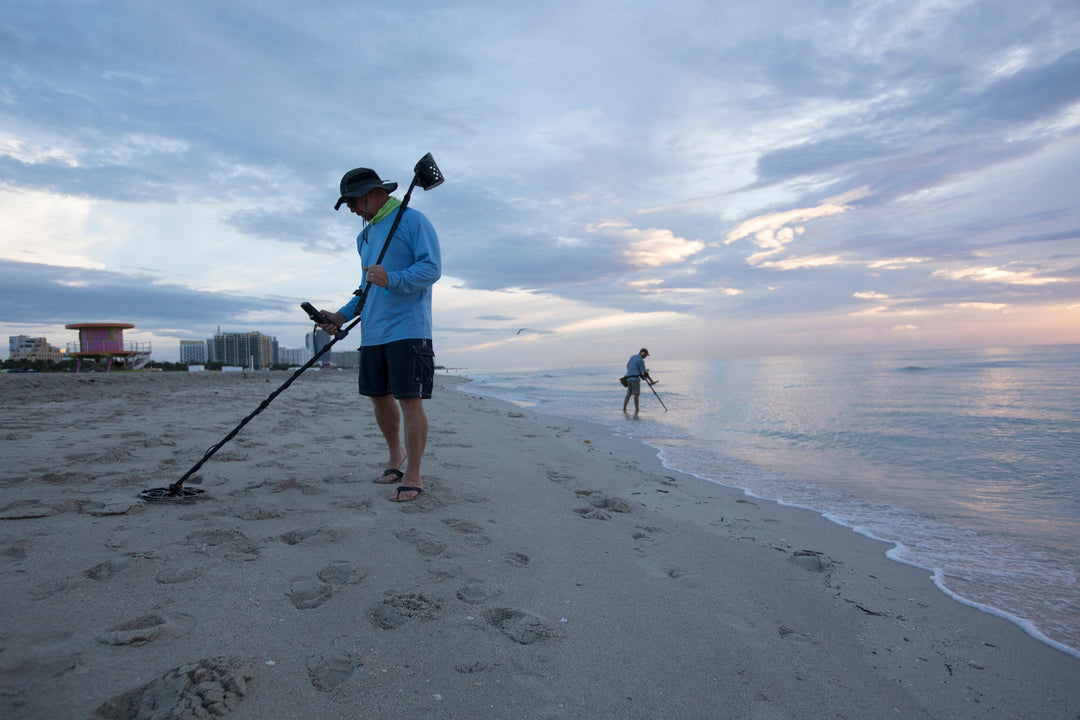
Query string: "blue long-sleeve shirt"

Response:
xmin=337 ymin=205 xmax=441 ymax=346
xmin=627 ymin=354 xmax=648 ymax=378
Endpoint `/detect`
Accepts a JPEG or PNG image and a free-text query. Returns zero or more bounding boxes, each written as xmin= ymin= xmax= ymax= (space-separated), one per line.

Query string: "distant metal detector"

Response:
xmin=647 ymin=379 xmax=668 ymax=411
xmin=139 ymin=153 xmax=445 ymax=501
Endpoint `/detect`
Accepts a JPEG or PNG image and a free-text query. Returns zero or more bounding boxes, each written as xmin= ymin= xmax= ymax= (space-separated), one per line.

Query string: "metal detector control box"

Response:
xmin=300 ymin=302 xmax=330 ymax=326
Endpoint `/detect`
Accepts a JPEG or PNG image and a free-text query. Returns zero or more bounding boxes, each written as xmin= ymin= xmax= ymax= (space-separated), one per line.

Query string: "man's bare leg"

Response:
xmin=391 ymin=397 xmax=427 ymax=501
xmin=371 ymin=395 xmax=407 ymax=481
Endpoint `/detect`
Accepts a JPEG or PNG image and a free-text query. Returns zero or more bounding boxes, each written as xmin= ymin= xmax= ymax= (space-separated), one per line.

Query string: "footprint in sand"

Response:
xmin=9 ymin=633 xmax=78 ymax=688
xmin=368 ymin=593 xmax=442 ymax=629
xmin=631 ymin=525 xmax=666 ymax=541
xmin=454 ymin=660 xmax=493 ymax=674
xmin=84 ymin=557 xmax=134 ymax=581
xmin=35 ymin=471 xmax=93 ymax=486
xmin=456 ymin=580 xmax=501 ymax=604
xmin=789 ymin=549 xmax=833 ymax=573
xmin=96 ymin=613 xmax=195 ymax=646
xmin=318 ymin=561 xmax=362 ymax=585
xmin=394 ymin=528 xmax=447 ymax=556
xmin=778 ymin=625 xmax=820 ymax=645
xmin=545 ymin=469 xmax=574 ymax=484
xmin=0 ymin=534 xmax=27 ymax=559
xmin=186 ymin=529 xmax=259 ymax=560
xmin=581 ymin=492 xmax=634 ymax=513
xmin=484 ymin=608 xmax=561 ymax=645
xmin=86 ymin=499 xmax=145 ymax=516
xmin=156 ymin=567 xmax=201 ymax=584
xmin=441 ymin=518 xmax=492 ymax=547
xmin=91 ymin=656 xmax=254 ymax=720
xmin=426 ymin=560 xmax=465 ymax=579
xmin=456 ymin=492 xmax=489 ymax=504
xmin=506 ymin=552 xmax=529 ymax=567
xmin=0 ymin=500 xmax=63 ymax=520
xmin=31 ymin=577 xmax=76 ymax=600
xmin=225 ymin=481 xmax=266 ymax=498
xmin=231 ymin=506 xmax=285 ymax=521
xmin=321 ymin=475 xmax=367 ymax=485
xmin=307 ymin=646 xmax=361 ymax=691
xmin=270 ymin=478 xmax=326 ymax=495
xmin=289 ymin=581 xmax=333 ymax=610
xmin=213 ymin=450 xmax=251 ymax=463
xmin=279 ymin=526 xmax=341 ymax=545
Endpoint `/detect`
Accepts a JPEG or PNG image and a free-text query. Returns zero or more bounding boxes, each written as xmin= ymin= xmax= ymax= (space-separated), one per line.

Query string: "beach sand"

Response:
xmin=1 ymin=370 xmax=1077 ymax=719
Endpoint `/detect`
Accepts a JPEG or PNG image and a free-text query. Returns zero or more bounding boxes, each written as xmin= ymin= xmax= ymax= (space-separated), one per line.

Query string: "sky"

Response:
xmin=2 ymin=0 xmax=1079 ymax=370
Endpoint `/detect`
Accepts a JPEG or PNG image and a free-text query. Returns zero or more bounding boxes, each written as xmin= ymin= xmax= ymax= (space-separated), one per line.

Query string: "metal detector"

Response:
xmin=647 ymin=379 xmax=668 ymax=411
xmin=139 ymin=153 xmax=444 ymax=501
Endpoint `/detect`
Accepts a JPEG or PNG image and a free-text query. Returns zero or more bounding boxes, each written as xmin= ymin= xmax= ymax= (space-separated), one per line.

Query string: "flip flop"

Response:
xmin=392 ymin=486 xmax=424 ymax=502
xmin=374 ymin=468 xmax=404 ymax=484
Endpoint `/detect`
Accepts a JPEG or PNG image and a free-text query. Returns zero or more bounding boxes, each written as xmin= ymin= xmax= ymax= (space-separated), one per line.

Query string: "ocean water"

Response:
xmin=461 ymin=345 xmax=1080 ymax=659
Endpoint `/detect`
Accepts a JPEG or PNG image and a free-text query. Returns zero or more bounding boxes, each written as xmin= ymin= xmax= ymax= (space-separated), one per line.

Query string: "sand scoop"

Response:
xmin=140 ymin=153 xmax=445 ymax=501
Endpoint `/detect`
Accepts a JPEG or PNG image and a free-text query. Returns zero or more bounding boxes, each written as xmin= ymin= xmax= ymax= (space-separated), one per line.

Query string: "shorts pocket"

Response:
xmin=413 ymin=343 xmax=435 ymax=385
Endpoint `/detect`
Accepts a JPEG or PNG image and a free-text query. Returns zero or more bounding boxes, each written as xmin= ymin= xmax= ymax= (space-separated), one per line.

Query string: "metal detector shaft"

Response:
xmin=163 ymin=155 xmax=441 ymax=497
xmin=167 ymin=330 xmax=355 ymax=493
xmin=647 ymin=380 xmax=668 ymax=411
xmin=349 ymin=175 xmax=420 ymax=311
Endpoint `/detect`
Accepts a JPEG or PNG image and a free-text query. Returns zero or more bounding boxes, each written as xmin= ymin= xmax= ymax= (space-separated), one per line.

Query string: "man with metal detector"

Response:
xmin=316 ymin=165 xmax=442 ymax=502
xmin=622 ymin=347 xmax=656 ymax=414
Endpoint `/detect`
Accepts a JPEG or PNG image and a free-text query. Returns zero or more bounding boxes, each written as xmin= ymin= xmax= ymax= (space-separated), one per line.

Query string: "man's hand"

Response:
xmin=365 ymin=265 xmax=389 ymax=288
xmin=318 ymin=310 xmax=347 ymax=335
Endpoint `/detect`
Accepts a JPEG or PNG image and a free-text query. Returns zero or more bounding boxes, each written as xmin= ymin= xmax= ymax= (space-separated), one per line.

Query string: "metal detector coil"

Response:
xmin=139 ymin=486 xmax=206 ymax=501
xmin=414 ymin=153 xmax=444 ymax=191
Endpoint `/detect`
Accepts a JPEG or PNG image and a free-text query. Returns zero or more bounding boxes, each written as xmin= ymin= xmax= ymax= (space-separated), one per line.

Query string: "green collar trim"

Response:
xmin=371 ymin=196 xmax=401 ymax=225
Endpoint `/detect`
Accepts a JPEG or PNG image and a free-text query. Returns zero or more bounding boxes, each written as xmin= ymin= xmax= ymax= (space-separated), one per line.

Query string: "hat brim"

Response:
xmin=334 ymin=180 xmax=398 ymax=210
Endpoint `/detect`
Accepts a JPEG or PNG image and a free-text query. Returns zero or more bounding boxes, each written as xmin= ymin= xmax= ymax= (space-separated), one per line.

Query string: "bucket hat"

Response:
xmin=334 ymin=168 xmax=398 ymax=210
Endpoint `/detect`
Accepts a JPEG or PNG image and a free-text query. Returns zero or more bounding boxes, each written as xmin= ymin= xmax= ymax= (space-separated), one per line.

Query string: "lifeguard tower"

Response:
xmin=65 ymin=322 xmax=152 ymax=373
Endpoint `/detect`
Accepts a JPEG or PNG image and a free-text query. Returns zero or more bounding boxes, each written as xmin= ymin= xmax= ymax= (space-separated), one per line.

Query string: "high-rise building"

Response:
xmin=179 ymin=340 xmax=208 ymax=365
xmin=303 ymin=330 xmax=358 ymax=367
xmin=306 ymin=329 xmax=332 ymax=356
xmin=329 ymin=350 xmax=361 ymax=368
xmin=279 ymin=347 xmax=313 ymax=366
xmin=209 ymin=331 xmax=279 ymax=369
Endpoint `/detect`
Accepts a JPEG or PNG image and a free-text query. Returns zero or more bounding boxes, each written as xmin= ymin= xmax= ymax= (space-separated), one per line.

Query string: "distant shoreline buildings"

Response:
xmin=207 ymin=329 xmax=278 ymax=370
xmin=8 ymin=335 xmax=64 ymax=363
xmin=7 ymin=327 xmax=360 ymax=370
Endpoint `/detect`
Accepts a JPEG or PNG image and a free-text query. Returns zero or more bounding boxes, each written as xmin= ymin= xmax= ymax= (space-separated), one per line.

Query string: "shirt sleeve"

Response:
xmin=386 ymin=212 xmax=441 ymax=294
xmin=337 ymin=294 xmax=360 ymax=321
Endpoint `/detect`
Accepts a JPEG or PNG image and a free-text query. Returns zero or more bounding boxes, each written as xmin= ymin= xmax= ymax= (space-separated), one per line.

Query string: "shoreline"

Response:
xmin=2 ymin=370 xmax=1078 ymax=718
xmin=653 ymin=444 xmax=1080 ymax=663
xmin=463 ymin=371 xmax=1080 ymax=663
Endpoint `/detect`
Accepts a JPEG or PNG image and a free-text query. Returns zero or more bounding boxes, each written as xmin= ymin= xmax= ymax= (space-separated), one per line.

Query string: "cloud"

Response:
xmin=933 ymin=265 xmax=1070 ymax=286
xmin=585 ymin=221 xmax=705 ymax=268
xmin=724 ymin=188 xmax=870 ymax=265
xmin=947 ymin=302 xmax=1011 ymax=311
xmin=0 ymin=260 xmax=283 ymax=333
